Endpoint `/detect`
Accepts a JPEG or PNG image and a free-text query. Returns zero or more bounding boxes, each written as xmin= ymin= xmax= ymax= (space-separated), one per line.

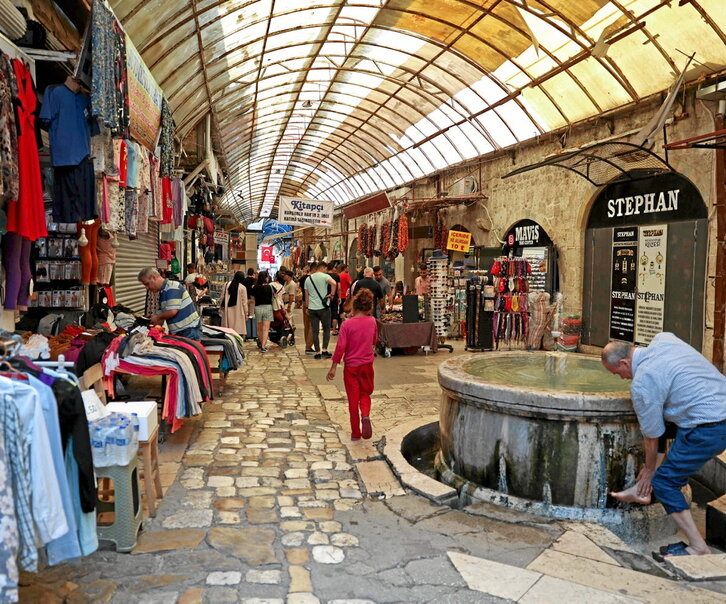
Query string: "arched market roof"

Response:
xmin=110 ymin=0 xmax=726 ymax=221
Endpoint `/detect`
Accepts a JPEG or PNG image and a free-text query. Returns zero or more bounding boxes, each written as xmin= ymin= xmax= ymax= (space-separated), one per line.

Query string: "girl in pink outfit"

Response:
xmin=327 ymin=289 xmax=378 ymax=440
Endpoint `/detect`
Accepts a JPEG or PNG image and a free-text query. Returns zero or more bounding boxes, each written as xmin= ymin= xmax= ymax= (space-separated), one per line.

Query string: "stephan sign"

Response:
xmin=588 ymin=173 xmax=707 ymax=228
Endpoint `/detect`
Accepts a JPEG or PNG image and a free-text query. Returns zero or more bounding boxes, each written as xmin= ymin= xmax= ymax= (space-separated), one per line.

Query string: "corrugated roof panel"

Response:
xmin=115 ymin=0 xmax=726 ymax=220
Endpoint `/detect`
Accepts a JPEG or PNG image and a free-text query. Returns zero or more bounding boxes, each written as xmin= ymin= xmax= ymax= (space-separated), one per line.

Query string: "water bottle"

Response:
xmin=130 ymin=413 xmax=140 ymax=448
xmin=105 ymin=417 xmax=118 ymax=465
xmin=92 ymin=426 xmax=104 ymax=465
xmin=115 ymin=427 xmax=129 ymax=466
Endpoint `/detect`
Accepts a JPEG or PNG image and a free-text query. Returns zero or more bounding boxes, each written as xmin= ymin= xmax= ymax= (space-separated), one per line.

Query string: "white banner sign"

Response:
xmin=634 ymin=224 xmax=667 ymax=346
xmin=279 ymin=196 xmax=334 ymax=228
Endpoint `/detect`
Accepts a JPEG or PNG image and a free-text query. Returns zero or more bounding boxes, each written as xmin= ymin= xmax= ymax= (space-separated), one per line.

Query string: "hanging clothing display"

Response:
xmin=491 ymin=257 xmax=531 ymax=349
xmin=39 ymin=83 xmax=97 ymax=223
xmin=6 ymin=59 xmax=46 ymax=241
xmin=159 ymin=98 xmax=174 ymax=177
xmin=90 ymin=0 xmax=129 ymax=136
xmin=0 ymin=55 xmax=18 ymax=205
xmin=0 ymin=357 xmax=98 ymax=604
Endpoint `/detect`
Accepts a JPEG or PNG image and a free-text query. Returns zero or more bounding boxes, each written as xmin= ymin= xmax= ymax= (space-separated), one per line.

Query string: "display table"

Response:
xmin=376 ymin=320 xmax=438 ymax=356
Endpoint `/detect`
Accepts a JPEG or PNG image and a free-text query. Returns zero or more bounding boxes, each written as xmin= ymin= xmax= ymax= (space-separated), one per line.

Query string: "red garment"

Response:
xmin=7 ymin=60 xmax=46 ymax=241
xmin=343 ymin=363 xmax=374 ymax=439
xmin=118 ymin=140 xmax=128 ymax=188
xmin=331 ymin=315 xmax=377 ymax=367
xmin=161 ymin=177 xmax=173 ymax=223
xmin=338 ymin=272 xmax=352 ymax=299
xmin=78 ymin=219 xmax=101 ymax=284
xmin=158 ymin=242 xmax=172 ymax=260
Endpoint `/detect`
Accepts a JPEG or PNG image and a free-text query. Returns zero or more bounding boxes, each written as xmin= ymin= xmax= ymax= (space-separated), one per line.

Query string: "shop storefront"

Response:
xmin=582 ymin=172 xmax=708 ymax=349
xmin=501 ymin=219 xmax=560 ymax=295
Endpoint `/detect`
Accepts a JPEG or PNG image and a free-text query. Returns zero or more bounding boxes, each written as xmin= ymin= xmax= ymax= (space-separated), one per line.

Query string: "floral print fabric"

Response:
xmin=0 ymin=402 xmax=19 ymax=604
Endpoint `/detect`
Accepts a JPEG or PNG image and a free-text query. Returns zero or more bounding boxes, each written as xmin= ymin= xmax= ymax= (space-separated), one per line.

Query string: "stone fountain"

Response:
xmin=433 ymin=351 xmax=673 ymax=538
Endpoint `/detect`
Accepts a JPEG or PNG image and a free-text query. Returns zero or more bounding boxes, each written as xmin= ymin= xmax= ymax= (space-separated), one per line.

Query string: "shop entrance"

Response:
xmin=502 ymin=219 xmax=559 ymax=294
xmin=582 ymin=172 xmax=707 ymax=349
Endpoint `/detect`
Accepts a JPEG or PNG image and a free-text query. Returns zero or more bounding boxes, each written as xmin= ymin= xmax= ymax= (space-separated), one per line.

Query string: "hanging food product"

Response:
xmin=358 ymin=224 xmax=367 ymax=254
xmin=398 ymin=214 xmax=409 ymax=252
xmin=367 ymin=224 xmax=376 ymax=257
xmin=382 ymin=220 xmax=391 ymax=257
xmin=434 ymin=212 xmax=447 ymax=251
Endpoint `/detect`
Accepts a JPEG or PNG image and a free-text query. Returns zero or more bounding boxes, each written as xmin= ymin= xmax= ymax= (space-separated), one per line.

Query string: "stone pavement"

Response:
xmin=21 ymin=330 xmax=726 ymax=603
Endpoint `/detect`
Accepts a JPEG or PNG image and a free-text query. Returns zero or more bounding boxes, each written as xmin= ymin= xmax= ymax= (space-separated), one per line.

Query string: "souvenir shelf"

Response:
xmin=465 ymin=271 xmax=495 ymax=351
xmin=447 ymin=265 xmax=469 ymax=339
xmin=32 ymin=234 xmax=86 ymax=310
xmin=426 ymin=253 xmax=454 ymax=353
xmin=491 ymin=257 xmax=531 ymax=350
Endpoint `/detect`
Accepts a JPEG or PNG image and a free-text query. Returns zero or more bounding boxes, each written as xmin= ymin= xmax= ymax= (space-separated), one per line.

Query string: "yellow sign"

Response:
xmin=447 ymin=230 xmax=472 ymax=252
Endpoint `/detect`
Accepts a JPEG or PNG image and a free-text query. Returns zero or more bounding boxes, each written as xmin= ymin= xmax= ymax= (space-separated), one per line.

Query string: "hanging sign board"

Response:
xmin=213 ymin=231 xmax=229 ymax=245
xmin=634 ymin=225 xmax=667 ymax=345
xmin=126 ymin=35 xmax=163 ymax=151
xmin=502 ymin=219 xmax=553 ymax=255
xmin=446 ymin=230 xmax=472 ymax=252
xmin=279 ymin=196 xmax=334 ymax=228
xmin=609 ymin=227 xmax=638 ymax=341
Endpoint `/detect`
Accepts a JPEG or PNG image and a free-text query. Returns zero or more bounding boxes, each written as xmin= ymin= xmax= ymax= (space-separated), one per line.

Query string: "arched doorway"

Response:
xmin=582 ymin=172 xmax=707 ymax=348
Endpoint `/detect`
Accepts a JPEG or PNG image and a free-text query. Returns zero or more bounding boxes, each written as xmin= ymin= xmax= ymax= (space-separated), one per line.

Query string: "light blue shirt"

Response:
xmin=631 ymin=332 xmax=726 ymax=437
xmin=26 ymin=374 xmax=81 ymax=565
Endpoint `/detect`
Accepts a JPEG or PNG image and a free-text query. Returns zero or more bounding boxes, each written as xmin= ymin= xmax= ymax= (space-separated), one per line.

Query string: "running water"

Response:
xmin=498 ymin=454 xmax=509 ymax=494
xmin=542 ymin=482 xmax=552 ymax=505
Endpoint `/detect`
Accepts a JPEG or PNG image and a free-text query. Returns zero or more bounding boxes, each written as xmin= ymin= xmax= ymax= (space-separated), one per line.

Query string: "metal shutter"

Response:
xmin=114 ymin=223 xmax=159 ymax=313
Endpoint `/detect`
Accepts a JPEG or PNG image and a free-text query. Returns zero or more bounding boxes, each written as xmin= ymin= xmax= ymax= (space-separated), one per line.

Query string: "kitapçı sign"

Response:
xmin=279 ymin=196 xmax=334 ymax=228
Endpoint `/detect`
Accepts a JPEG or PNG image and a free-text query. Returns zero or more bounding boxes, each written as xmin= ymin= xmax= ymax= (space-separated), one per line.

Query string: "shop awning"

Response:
xmin=503 ymin=141 xmax=673 ymax=186
xmin=110 ymin=1 xmax=726 ymax=220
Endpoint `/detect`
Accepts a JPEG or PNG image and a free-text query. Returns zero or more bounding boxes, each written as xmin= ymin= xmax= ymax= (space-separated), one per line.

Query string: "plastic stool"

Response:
xmin=95 ymin=457 xmax=143 ymax=552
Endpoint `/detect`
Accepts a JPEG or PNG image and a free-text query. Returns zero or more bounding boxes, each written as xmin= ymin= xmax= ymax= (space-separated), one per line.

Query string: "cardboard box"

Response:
xmin=105 ymin=401 xmax=158 ymax=441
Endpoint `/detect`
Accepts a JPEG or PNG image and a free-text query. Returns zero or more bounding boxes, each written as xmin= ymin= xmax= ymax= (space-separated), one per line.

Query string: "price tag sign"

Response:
xmin=447 ymin=230 xmax=472 ymax=252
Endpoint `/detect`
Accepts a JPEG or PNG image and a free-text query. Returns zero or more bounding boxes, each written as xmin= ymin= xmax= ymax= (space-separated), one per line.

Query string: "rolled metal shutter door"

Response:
xmin=0 ymin=0 xmax=26 ymax=40
xmin=114 ymin=223 xmax=159 ymax=313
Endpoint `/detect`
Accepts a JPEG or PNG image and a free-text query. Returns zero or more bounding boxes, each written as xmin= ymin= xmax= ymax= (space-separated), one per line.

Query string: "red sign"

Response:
xmin=507 ymin=233 xmax=515 ymax=246
xmin=260 ymin=246 xmax=274 ymax=263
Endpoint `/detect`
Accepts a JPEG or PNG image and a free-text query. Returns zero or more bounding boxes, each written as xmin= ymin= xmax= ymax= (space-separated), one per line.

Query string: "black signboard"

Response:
xmin=502 ymin=219 xmax=552 ymax=254
xmin=588 ymin=172 xmax=706 ymax=229
xmin=609 ymin=227 xmax=638 ymax=341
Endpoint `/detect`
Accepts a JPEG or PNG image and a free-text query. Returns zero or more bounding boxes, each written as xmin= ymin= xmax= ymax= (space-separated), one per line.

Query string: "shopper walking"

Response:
xmin=326 ymin=289 xmax=378 ymax=440
xmin=327 ymin=262 xmax=341 ymax=335
xmin=220 ymin=270 xmax=248 ymax=336
xmin=305 ymin=261 xmax=337 ymax=359
xmin=252 ymin=270 xmax=275 ymax=352
xmin=300 ymin=265 xmax=315 ymax=354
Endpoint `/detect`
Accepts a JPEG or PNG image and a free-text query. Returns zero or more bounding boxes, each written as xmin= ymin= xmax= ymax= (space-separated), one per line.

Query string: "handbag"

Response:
xmin=271 ymin=283 xmax=283 ymax=311
xmin=308 ymin=275 xmax=330 ymax=308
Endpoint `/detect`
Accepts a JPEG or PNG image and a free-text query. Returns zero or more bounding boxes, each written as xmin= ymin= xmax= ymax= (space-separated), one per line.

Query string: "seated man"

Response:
xmin=138 ymin=267 xmax=202 ymax=340
xmin=602 ymin=333 xmax=726 ymax=556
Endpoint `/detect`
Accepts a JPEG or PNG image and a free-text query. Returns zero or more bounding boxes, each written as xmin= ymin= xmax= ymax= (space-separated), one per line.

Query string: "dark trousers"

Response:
xmin=308 ymin=307 xmax=331 ymax=351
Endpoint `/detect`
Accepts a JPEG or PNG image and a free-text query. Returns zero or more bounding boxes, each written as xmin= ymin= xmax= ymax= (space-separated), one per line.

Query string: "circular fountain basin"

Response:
xmin=438 ymin=352 xmax=641 ymax=509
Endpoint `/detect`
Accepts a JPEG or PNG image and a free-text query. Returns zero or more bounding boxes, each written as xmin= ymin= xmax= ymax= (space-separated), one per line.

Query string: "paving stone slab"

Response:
xmin=355 ymin=460 xmax=405 ymax=497
xmin=132 ymin=529 xmax=206 ymax=554
xmin=664 ymin=554 xmax=726 ymax=581
xmin=207 ymin=527 xmax=278 ymax=565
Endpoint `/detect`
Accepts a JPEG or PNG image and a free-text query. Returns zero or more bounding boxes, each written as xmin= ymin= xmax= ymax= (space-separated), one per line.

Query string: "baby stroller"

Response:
xmin=267 ymin=307 xmax=296 ymax=348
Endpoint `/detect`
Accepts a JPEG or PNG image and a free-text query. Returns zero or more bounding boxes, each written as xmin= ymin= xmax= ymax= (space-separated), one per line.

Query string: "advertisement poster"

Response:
xmin=126 ymin=35 xmax=163 ymax=151
xmin=609 ymin=227 xmax=638 ymax=341
xmin=446 ymin=230 xmax=472 ymax=252
xmin=635 ymin=224 xmax=667 ymax=345
xmin=279 ymin=196 xmax=334 ymax=228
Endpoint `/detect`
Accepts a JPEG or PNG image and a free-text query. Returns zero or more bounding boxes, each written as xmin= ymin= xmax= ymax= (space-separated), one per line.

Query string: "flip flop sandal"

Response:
xmin=652 ymin=543 xmax=689 ymax=562
xmin=659 ymin=541 xmax=687 ymax=555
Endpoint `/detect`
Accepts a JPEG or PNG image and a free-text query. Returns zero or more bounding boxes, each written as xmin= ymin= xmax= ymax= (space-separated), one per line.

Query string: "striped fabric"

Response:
xmin=159 ymin=279 xmax=200 ymax=334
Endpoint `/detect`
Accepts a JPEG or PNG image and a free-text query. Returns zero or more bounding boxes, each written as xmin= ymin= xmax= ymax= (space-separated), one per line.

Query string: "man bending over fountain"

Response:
xmin=602 ymin=333 xmax=726 ymax=557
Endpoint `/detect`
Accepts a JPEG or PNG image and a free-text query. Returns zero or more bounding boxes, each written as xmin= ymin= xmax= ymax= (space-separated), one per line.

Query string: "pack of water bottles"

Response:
xmin=88 ymin=412 xmax=140 ymax=467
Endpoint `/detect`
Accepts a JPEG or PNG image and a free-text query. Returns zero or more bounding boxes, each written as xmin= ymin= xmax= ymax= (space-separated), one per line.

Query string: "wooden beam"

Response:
xmin=27 ymin=0 xmax=81 ymax=52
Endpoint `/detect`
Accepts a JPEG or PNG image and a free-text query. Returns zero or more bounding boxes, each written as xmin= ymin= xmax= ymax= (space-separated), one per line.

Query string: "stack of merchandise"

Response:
xmin=427 ymin=253 xmax=450 ymax=339
xmin=490 ymin=257 xmax=531 ymax=349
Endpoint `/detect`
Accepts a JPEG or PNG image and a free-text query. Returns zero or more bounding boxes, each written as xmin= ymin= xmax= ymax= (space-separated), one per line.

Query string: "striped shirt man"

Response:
xmin=158 ymin=279 xmax=201 ymax=335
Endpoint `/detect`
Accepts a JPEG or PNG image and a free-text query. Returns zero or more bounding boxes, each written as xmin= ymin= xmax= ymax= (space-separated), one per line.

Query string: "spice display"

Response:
xmin=398 ymin=214 xmax=409 ymax=252
xmin=366 ymin=224 xmax=376 ymax=257
xmin=358 ymin=224 xmax=367 ymax=254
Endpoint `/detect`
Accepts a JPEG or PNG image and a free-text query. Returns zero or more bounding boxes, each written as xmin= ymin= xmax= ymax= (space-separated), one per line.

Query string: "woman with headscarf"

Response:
xmin=221 ymin=270 xmax=248 ymax=336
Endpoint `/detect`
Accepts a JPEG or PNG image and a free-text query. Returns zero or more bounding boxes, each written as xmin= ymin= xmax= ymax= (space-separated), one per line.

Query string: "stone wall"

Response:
xmin=384 ymin=92 xmax=720 ymax=357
